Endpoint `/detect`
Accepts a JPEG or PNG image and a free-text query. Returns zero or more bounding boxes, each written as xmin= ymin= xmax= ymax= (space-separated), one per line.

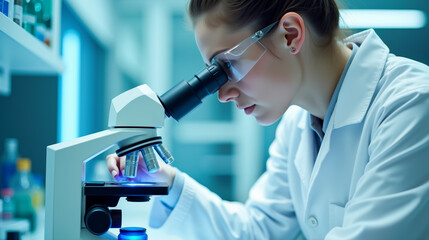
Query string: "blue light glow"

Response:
xmin=59 ymin=30 xmax=81 ymax=142
xmin=340 ymin=9 xmax=427 ymax=29
xmin=118 ymin=227 xmax=147 ymax=240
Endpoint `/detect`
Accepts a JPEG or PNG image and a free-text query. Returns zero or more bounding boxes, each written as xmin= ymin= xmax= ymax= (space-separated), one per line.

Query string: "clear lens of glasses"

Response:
xmin=213 ymin=41 xmax=267 ymax=82
xmin=212 ymin=21 xmax=278 ymax=82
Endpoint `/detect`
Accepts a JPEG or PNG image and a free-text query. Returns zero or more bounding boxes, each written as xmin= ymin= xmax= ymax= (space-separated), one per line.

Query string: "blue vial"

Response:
xmin=118 ymin=227 xmax=148 ymax=240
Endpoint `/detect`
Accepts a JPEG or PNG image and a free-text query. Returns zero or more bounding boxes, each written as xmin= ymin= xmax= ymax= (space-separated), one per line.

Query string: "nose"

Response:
xmin=218 ymin=81 xmax=239 ymax=103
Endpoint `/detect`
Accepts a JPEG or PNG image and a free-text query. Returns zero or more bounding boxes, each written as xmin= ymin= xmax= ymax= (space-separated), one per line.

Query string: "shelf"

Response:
xmin=0 ymin=13 xmax=64 ymax=74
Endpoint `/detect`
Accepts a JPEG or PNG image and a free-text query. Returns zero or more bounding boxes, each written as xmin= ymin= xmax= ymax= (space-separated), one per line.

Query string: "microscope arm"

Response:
xmin=45 ymin=128 xmax=156 ymax=240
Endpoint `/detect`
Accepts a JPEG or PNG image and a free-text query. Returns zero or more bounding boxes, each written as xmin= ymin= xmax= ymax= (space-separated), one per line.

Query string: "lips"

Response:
xmin=237 ymin=103 xmax=256 ymax=115
xmin=244 ymin=105 xmax=255 ymax=115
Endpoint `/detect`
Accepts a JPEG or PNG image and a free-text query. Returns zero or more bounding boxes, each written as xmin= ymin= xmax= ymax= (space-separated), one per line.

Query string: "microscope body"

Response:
xmin=45 ymin=61 xmax=228 ymax=239
xmin=45 ymin=85 xmax=167 ymax=239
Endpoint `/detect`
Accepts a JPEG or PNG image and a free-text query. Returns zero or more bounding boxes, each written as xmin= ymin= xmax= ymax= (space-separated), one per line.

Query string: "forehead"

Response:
xmin=194 ymin=18 xmax=253 ymax=64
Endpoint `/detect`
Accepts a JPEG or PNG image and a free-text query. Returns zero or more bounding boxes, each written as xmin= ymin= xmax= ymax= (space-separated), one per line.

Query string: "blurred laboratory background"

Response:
xmin=0 ymin=0 xmax=428 ymax=238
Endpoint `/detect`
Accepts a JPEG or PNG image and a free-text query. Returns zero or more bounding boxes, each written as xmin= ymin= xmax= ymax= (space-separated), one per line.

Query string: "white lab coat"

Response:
xmin=150 ymin=29 xmax=429 ymax=239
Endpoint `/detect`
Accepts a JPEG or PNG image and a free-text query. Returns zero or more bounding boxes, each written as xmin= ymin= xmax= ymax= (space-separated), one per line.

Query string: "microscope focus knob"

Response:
xmin=85 ymin=206 xmax=112 ymax=235
xmin=110 ymin=209 xmax=122 ymax=228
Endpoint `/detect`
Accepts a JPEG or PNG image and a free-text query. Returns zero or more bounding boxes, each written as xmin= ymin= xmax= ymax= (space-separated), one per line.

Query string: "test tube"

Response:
xmin=154 ymin=144 xmax=174 ymax=164
xmin=141 ymin=146 xmax=160 ymax=173
xmin=124 ymin=150 xmax=140 ymax=178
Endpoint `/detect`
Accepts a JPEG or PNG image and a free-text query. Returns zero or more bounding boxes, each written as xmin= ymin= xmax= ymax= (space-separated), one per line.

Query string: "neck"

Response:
xmin=293 ymin=39 xmax=352 ymax=119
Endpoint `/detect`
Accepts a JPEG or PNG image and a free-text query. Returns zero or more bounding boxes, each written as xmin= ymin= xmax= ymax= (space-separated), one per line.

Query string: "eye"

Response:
xmin=215 ymin=60 xmax=233 ymax=71
xmin=212 ymin=58 xmax=233 ymax=68
xmin=224 ymin=61 xmax=232 ymax=68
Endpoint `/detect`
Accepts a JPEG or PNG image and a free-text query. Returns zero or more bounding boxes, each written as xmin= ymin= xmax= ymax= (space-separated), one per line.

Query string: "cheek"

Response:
xmin=259 ymin=53 xmax=296 ymax=83
xmin=243 ymin=54 xmax=298 ymax=98
xmin=241 ymin=53 xmax=301 ymax=123
xmin=237 ymin=54 xmax=278 ymax=93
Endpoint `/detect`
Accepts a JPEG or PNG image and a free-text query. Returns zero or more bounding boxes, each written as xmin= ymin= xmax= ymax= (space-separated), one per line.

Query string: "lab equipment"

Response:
xmin=140 ymin=146 xmax=159 ymax=173
xmin=123 ymin=151 xmax=140 ymax=178
xmin=30 ymin=174 xmax=43 ymax=210
xmin=45 ymin=85 xmax=169 ymax=239
xmin=41 ymin=0 xmax=51 ymax=46
xmin=33 ymin=0 xmax=44 ymax=41
xmin=10 ymin=158 xmax=36 ymax=232
xmin=22 ymin=0 xmax=35 ymax=35
xmin=2 ymin=0 xmax=9 ymax=16
xmin=6 ymin=231 xmax=20 ymax=240
xmin=45 ymin=61 xmax=228 ymax=239
xmin=0 ymin=219 xmax=28 ymax=240
xmin=117 ymin=59 xmax=228 ymax=177
xmin=1 ymin=188 xmax=14 ymax=220
xmin=153 ymin=144 xmax=174 ymax=164
xmin=7 ymin=0 xmax=14 ymax=21
xmin=2 ymin=0 xmax=13 ymax=19
xmin=118 ymin=227 xmax=147 ymax=240
xmin=1 ymin=138 xmax=19 ymax=189
xmin=83 ymin=182 xmax=167 ymax=235
xmin=159 ymin=60 xmax=228 ymax=120
xmin=13 ymin=0 xmax=22 ymax=26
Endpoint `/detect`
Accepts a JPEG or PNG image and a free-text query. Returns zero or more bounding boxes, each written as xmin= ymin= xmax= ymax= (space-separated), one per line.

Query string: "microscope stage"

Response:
xmin=84 ymin=181 xmax=169 ymax=197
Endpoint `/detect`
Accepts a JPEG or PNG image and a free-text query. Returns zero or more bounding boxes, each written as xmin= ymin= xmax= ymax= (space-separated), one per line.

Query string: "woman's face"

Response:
xmin=194 ymin=18 xmax=302 ymax=125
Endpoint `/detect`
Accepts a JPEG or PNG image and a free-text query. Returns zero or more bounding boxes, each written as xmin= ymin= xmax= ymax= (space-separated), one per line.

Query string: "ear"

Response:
xmin=279 ymin=12 xmax=305 ymax=55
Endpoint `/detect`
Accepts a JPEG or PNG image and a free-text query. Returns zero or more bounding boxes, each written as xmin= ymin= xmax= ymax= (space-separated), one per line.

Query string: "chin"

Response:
xmin=255 ymin=115 xmax=279 ymax=126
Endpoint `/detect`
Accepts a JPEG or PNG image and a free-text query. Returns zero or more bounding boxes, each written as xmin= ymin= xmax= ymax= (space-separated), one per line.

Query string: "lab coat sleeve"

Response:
xmin=148 ymin=115 xmax=300 ymax=240
xmin=326 ymin=73 xmax=429 ymax=239
xmin=149 ymin=169 xmax=185 ymax=228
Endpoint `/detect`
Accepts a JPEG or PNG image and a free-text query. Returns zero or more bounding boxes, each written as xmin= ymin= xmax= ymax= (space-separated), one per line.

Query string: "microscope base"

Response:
xmin=80 ymin=229 xmax=117 ymax=239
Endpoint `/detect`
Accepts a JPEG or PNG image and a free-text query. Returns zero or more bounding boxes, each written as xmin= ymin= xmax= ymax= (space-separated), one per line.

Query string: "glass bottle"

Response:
xmin=11 ymin=158 xmax=36 ymax=232
xmin=41 ymin=0 xmax=51 ymax=46
xmin=22 ymin=0 xmax=36 ymax=35
xmin=13 ymin=0 xmax=22 ymax=26
xmin=30 ymin=174 xmax=44 ymax=210
xmin=7 ymin=0 xmax=15 ymax=21
xmin=1 ymin=138 xmax=19 ymax=189
xmin=1 ymin=188 xmax=15 ymax=220
xmin=33 ymin=0 xmax=44 ymax=41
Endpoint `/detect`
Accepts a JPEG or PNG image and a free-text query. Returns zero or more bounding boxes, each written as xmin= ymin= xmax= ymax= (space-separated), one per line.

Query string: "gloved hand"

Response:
xmin=106 ymin=152 xmax=176 ymax=187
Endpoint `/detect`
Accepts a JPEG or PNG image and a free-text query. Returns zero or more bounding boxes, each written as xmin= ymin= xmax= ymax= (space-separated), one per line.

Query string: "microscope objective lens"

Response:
xmin=124 ymin=150 xmax=140 ymax=178
xmin=141 ymin=147 xmax=160 ymax=173
xmin=154 ymin=144 xmax=174 ymax=164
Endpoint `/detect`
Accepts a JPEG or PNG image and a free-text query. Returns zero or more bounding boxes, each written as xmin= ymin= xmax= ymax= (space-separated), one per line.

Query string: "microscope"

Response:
xmin=45 ymin=62 xmax=227 ymax=239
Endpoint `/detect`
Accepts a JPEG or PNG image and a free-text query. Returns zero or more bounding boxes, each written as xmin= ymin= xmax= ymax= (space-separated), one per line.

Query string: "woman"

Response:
xmin=107 ymin=0 xmax=429 ymax=239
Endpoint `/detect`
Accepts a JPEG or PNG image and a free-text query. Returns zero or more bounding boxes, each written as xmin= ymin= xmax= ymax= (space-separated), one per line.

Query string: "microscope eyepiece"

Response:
xmin=159 ymin=61 xmax=228 ymax=121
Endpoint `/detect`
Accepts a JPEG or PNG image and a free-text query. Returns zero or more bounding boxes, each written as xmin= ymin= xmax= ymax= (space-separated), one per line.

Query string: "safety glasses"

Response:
xmin=211 ymin=21 xmax=279 ymax=82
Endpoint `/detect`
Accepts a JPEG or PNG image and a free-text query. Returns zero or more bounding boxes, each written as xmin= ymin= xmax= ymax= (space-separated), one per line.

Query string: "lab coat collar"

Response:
xmin=294 ymin=114 xmax=317 ymax=192
xmin=333 ymin=29 xmax=389 ymax=129
xmin=294 ymin=30 xmax=389 ymax=199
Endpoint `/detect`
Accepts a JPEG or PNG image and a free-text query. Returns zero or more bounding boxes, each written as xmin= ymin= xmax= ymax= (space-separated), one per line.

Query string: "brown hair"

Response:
xmin=188 ymin=0 xmax=341 ymax=45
